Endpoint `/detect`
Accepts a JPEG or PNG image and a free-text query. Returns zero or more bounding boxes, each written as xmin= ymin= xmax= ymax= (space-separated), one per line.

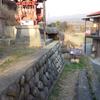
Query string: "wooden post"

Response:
xmin=84 ymin=20 xmax=86 ymax=53
xmin=0 ymin=0 xmax=2 ymax=6
xmin=85 ymin=36 xmax=86 ymax=53
xmin=85 ymin=20 xmax=86 ymax=33
xmin=96 ymin=40 xmax=98 ymax=57
xmin=98 ymin=19 xmax=99 ymax=37
xmin=43 ymin=0 xmax=46 ymax=43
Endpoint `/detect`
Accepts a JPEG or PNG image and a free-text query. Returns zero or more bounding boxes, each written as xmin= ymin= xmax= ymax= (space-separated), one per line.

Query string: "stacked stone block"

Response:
xmin=0 ymin=41 xmax=65 ymax=100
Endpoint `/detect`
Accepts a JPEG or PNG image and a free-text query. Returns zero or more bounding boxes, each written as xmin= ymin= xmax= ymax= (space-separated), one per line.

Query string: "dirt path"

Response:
xmin=59 ymin=72 xmax=77 ymax=100
xmin=48 ymin=71 xmax=78 ymax=100
xmin=48 ymin=55 xmax=89 ymax=100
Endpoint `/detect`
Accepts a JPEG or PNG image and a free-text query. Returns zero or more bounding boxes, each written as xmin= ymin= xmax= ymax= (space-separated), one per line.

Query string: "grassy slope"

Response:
xmin=48 ymin=54 xmax=90 ymax=100
xmin=48 ymin=33 xmax=92 ymax=100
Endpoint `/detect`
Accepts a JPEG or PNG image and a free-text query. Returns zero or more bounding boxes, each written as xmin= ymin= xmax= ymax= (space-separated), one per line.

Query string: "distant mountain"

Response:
xmin=46 ymin=12 xmax=94 ymax=23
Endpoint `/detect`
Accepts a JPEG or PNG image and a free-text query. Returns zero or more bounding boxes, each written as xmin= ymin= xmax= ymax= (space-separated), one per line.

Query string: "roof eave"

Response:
xmin=87 ymin=15 xmax=100 ymax=18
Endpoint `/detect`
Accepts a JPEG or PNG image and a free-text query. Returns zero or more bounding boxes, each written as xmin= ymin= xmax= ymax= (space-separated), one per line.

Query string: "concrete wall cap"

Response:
xmin=15 ymin=25 xmax=40 ymax=29
xmin=40 ymin=27 xmax=59 ymax=34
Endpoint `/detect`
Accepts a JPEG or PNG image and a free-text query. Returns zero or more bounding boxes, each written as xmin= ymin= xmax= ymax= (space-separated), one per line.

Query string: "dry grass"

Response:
xmin=0 ymin=45 xmax=42 ymax=73
xmin=64 ymin=33 xmax=83 ymax=49
xmin=64 ymin=33 xmax=92 ymax=50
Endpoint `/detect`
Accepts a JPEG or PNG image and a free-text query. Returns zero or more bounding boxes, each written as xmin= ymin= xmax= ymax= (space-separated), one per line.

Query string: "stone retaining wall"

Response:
xmin=90 ymin=58 xmax=100 ymax=81
xmin=0 ymin=13 xmax=6 ymax=37
xmin=92 ymin=63 xmax=100 ymax=74
xmin=0 ymin=41 xmax=65 ymax=100
xmin=92 ymin=63 xmax=100 ymax=79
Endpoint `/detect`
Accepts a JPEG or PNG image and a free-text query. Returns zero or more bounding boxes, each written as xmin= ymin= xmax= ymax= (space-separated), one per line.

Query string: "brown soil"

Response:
xmin=48 ymin=72 xmax=78 ymax=100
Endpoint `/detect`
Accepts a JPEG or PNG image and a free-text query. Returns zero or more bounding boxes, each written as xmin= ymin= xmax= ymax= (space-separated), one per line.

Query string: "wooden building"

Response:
xmin=82 ymin=11 xmax=100 ymax=57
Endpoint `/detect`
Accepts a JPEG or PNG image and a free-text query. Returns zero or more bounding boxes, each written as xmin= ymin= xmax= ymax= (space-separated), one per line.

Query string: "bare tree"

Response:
xmin=67 ymin=23 xmax=75 ymax=34
xmin=58 ymin=21 xmax=75 ymax=34
xmin=58 ymin=21 xmax=68 ymax=33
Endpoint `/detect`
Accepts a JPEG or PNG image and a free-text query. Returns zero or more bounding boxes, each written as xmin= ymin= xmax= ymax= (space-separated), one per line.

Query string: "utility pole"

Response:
xmin=0 ymin=0 xmax=2 ymax=6
xmin=43 ymin=0 xmax=46 ymax=43
xmin=85 ymin=20 xmax=86 ymax=53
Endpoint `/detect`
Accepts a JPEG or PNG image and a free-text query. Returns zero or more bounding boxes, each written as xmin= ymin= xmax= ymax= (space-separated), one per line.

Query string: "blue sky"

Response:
xmin=46 ymin=0 xmax=100 ymax=18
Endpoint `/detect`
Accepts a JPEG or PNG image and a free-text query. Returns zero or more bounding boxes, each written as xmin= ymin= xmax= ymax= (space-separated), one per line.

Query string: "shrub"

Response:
xmin=58 ymin=21 xmax=75 ymax=34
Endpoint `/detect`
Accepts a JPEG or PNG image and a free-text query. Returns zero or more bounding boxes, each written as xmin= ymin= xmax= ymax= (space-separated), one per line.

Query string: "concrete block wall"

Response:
xmin=4 ymin=26 xmax=17 ymax=38
xmin=0 ymin=41 xmax=65 ymax=100
xmin=91 ymin=61 xmax=100 ymax=81
xmin=0 ymin=13 xmax=6 ymax=38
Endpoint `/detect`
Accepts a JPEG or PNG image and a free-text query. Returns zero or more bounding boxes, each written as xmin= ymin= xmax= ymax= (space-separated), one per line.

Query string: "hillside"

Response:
xmin=46 ymin=12 xmax=94 ymax=23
